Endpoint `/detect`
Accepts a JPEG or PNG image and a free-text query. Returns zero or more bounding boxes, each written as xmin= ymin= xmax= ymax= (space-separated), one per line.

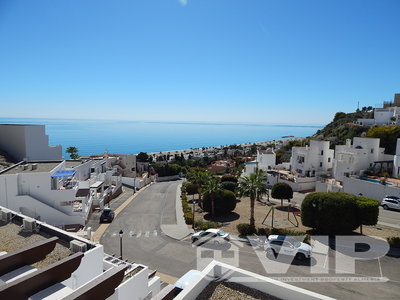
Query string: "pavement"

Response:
xmin=160 ymin=182 xmax=194 ymax=240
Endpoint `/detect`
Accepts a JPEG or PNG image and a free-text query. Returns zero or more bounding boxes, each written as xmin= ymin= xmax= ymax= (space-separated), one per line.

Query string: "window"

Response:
xmin=297 ymin=156 xmax=305 ymax=163
xmin=321 ymin=150 xmax=324 ymax=155
xmin=371 ymin=149 xmax=374 ymax=153
xmin=328 ymin=157 xmax=331 ymax=163
xmin=320 ymin=162 xmax=323 ymax=167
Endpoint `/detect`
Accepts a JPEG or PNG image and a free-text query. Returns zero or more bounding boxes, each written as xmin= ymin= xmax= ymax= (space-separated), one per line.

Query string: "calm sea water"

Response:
xmin=0 ymin=118 xmax=322 ymax=156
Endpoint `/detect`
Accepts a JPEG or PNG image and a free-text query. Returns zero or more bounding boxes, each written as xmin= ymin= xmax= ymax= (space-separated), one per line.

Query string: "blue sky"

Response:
xmin=0 ymin=0 xmax=399 ymax=125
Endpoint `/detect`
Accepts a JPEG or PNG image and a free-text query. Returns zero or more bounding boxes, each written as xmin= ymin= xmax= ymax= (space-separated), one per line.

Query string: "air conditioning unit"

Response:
xmin=23 ymin=218 xmax=37 ymax=232
xmin=70 ymin=240 xmax=87 ymax=253
xmin=31 ymin=164 xmax=38 ymax=171
xmin=1 ymin=209 xmax=12 ymax=223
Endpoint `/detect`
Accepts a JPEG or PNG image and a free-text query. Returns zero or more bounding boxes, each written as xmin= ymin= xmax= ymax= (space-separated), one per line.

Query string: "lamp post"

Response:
xmin=119 ymin=229 xmax=123 ymax=259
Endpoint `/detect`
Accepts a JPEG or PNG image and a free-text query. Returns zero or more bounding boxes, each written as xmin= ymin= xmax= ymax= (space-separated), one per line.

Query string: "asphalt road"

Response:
xmin=101 ymin=181 xmax=400 ymax=299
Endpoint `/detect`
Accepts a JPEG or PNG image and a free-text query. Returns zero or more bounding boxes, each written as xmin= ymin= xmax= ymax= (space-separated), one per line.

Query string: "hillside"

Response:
xmin=311 ymin=110 xmax=400 ymax=154
xmin=311 ymin=111 xmax=370 ymax=148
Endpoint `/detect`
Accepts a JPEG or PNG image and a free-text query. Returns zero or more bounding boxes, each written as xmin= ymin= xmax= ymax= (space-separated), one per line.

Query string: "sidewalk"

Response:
xmin=91 ymin=183 xmax=154 ymax=242
xmin=160 ymin=182 xmax=194 ymax=240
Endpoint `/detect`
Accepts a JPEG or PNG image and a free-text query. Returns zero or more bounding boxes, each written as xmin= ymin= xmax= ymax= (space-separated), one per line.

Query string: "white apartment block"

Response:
xmin=290 ymin=140 xmax=334 ymax=177
xmin=356 ymin=106 xmax=399 ymax=126
xmin=0 ymin=124 xmax=62 ymax=162
xmin=333 ymin=137 xmax=393 ymax=182
xmin=242 ymin=149 xmax=276 ymax=176
xmin=393 ymin=139 xmax=400 ymax=178
xmin=0 ymin=159 xmax=122 ymax=227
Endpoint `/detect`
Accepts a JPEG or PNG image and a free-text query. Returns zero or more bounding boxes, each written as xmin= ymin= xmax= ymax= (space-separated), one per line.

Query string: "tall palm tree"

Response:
xmin=186 ymin=170 xmax=210 ymax=205
xmin=238 ymin=170 xmax=267 ymax=227
xmin=202 ymin=176 xmax=222 ymax=217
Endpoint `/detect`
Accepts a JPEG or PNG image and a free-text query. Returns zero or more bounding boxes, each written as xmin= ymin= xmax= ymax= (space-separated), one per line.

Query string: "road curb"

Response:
xmin=91 ymin=182 xmax=154 ymax=242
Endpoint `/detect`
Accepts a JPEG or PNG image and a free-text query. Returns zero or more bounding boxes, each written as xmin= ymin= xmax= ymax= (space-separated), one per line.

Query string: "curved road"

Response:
xmin=100 ymin=181 xmax=198 ymax=276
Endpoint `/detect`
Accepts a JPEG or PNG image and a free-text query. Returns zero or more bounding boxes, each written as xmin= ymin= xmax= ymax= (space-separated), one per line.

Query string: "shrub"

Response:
xmin=271 ymin=182 xmax=293 ymax=206
xmin=220 ymin=181 xmax=237 ymax=192
xmin=356 ymin=197 xmax=379 ymax=226
xmin=153 ymin=163 xmax=181 ymax=177
xmin=221 ymin=174 xmax=238 ymax=183
xmin=186 ymin=182 xmax=200 ymax=195
xmin=195 ymin=220 xmax=221 ymax=230
xmin=256 ymin=227 xmax=310 ymax=244
xmin=301 ymin=192 xmax=360 ymax=234
xmin=387 ymin=237 xmax=400 ymax=248
xmin=202 ymin=189 xmax=237 ymax=216
xmin=237 ymin=223 xmax=256 ymax=235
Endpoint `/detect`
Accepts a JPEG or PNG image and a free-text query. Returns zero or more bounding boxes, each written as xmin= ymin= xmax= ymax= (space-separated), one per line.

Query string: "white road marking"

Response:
xmin=136 ymin=231 xmax=142 ymax=238
xmin=145 ymin=231 xmax=150 ymax=237
xmin=153 ymin=230 xmax=158 ymax=236
xmin=129 ymin=231 xmax=135 ymax=237
xmin=378 ymin=257 xmax=383 ymax=278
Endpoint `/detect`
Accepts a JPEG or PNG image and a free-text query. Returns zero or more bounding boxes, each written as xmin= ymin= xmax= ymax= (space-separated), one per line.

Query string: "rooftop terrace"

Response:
xmin=0 ymin=161 xmax=62 ymax=175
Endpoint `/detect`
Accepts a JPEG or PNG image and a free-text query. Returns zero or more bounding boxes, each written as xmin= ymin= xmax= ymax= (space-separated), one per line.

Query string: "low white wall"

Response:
xmin=266 ymin=175 xmax=316 ymax=192
xmin=121 ymin=177 xmax=143 ymax=189
xmin=109 ymin=266 xmax=151 ymax=300
xmin=342 ymin=177 xmax=400 ymax=201
xmin=315 ymin=181 xmax=343 ymax=193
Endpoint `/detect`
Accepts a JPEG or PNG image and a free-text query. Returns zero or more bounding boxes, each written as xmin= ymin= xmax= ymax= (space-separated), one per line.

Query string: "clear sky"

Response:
xmin=0 ymin=0 xmax=399 ymax=125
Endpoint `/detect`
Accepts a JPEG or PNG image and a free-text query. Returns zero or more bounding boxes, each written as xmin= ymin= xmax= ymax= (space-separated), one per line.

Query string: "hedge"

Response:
xmin=220 ymin=181 xmax=237 ymax=192
xmin=271 ymin=182 xmax=293 ymax=205
xmin=152 ymin=163 xmax=181 ymax=177
xmin=195 ymin=220 xmax=221 ymax=231
xmin=387 ymin=236 xmax=400 ymax=248
xmin=356 ymin=197 xmax=380 ymax=226
xmin=202 ymin=189 xmax=237 ymax=216
xmin=186 ymin=182 xmax=200 ymax=195
xmin=237 ymin=223 xmax=256 ymax=235
xmin=301 ymin=192 xmax=361 ymax=234
xmin=221 ymin=174 xmax=238 ymax=183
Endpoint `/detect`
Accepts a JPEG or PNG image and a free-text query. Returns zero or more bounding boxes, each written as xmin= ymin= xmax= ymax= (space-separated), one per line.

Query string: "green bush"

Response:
xmin=202 ymin=189 xmax=237 ymax=216
xmin=221 ymin=174 xmax=238 ymax=183
xmin=195 ymin=220 xmax=221 ymax=230
xmin=271 ymin=182 xmax=293 ymax=205
xmin=153 ymin=163 xmax=181 ymax=177
xmin=301 ymin=192 xmax=360 ymax=234
xmin=186 ymin=182 xmax=200 ymax=195
xmin=256 ymin=227 xmax=310 ymax=244
xmin=220 ymin=181 xmax=237 ymax=192
xmin=387 ymin=236 xmax=400 ymax=248
xmin=237 ymin=223 xmax=256 ymax=235
xmin=356 ymin=197 xmax=379 ymax=226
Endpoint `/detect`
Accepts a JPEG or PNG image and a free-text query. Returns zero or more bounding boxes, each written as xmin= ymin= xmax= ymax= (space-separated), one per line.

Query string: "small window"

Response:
xmin=321 ymin=150 xmax=324 ymax=155
xmin=328 ymin=157 xmax=331 ymax=163
xmin=271 ymin=241 xmax=283 ymax=246
xmin=371 ymin=149 xmax=374 ymax=153
xmin=320 ymin=162 xmax=323 ymax=167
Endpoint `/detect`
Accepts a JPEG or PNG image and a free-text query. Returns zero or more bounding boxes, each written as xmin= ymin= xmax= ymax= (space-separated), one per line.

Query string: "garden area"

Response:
xmin=181 ymin=169 xmax=400 ymax=248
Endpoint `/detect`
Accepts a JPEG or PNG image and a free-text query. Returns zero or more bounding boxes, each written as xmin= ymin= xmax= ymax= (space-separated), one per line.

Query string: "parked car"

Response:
xmin=191 ymin=229 xmax=230 ymax=245
xmin=100 ymin=208 xmax=115 ymax=223
xmin=264 ymin=235 xmax=312 ymax=261
xmin=381 ymin=196 xmax=400 ymax=211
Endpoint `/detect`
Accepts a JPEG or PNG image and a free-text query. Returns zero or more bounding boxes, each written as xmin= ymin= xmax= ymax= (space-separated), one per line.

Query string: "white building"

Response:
xmin=0 ymin=159 xmax=122 ymax=227
xmin=0 ymin=206 xmax=161 ymax=299
xmin=242 ymin=149 xmax=276 ymax=176
xmin=356 ymin=106 xmax=399 ymax=126
xmin=392 ymin=139 xmax=400 ymax=178
xmin=106 ymin=154 xmax=137 ymax=178
xmin=333 ymin=137 xmax=393 ymax=182
xmin=0 ymin=124 xmax=62 ymax=162
xmin=290 ymin=140 xmax=334 ymax=177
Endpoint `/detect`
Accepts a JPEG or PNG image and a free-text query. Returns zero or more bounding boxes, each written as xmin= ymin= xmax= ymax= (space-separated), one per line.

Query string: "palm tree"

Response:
xmin=202 ymin=176 xmax=222 ymax=217
xmin=238 ymin=170 xmax=267 ymax=227
xmin=186 ymin=170 xmax=210 ymax=205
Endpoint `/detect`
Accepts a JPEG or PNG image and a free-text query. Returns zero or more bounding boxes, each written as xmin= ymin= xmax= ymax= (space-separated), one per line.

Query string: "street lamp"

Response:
xmin=119 ymin=229 xmax=123 ymax=259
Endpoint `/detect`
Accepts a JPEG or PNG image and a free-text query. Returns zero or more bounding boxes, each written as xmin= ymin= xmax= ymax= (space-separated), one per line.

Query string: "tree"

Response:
xmin=202 ymin=189 xmax=236 ymax=216
xmin=220 ymin=181 xmax=237 ymax=192
xmin=186 ymin=170 xmax=211 ymax=205
xmin=221 ymin=174 xmax=238 ymax=183
xmin=356 ymin=196 xmax=380 ymax=234
xmin=137 ymin=152 xmax=149 ymax=162
xmin=366 ymin=125 xmax=400 ymax=154
xmin=301 ymin=192 xmax=360 ymax=234
xmin=202 ymin=176 xmax=222 ymax=217
xmin=271 ymin=182 xmax=293 ymax=207
xmin=238 ymin=170 xmax=267 ymax=227
xmin=66 ymin=146 xmax=79 ymax=160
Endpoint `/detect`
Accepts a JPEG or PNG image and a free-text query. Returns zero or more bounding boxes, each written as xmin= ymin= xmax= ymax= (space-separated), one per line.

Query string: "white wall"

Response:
xmin=0 ymin=125 xmax=27 ymax=161
xmin=342 ymin=177 xmax=400 ymax=201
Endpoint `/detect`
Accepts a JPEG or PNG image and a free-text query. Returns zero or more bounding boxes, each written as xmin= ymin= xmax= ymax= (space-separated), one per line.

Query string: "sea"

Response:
xmin=0 ymin=118 xmax=322 ymax=156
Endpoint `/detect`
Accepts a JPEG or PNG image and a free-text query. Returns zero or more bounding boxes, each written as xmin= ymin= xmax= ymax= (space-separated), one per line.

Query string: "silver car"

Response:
xmin=381 ymin=196 xmax=400 ymax=211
